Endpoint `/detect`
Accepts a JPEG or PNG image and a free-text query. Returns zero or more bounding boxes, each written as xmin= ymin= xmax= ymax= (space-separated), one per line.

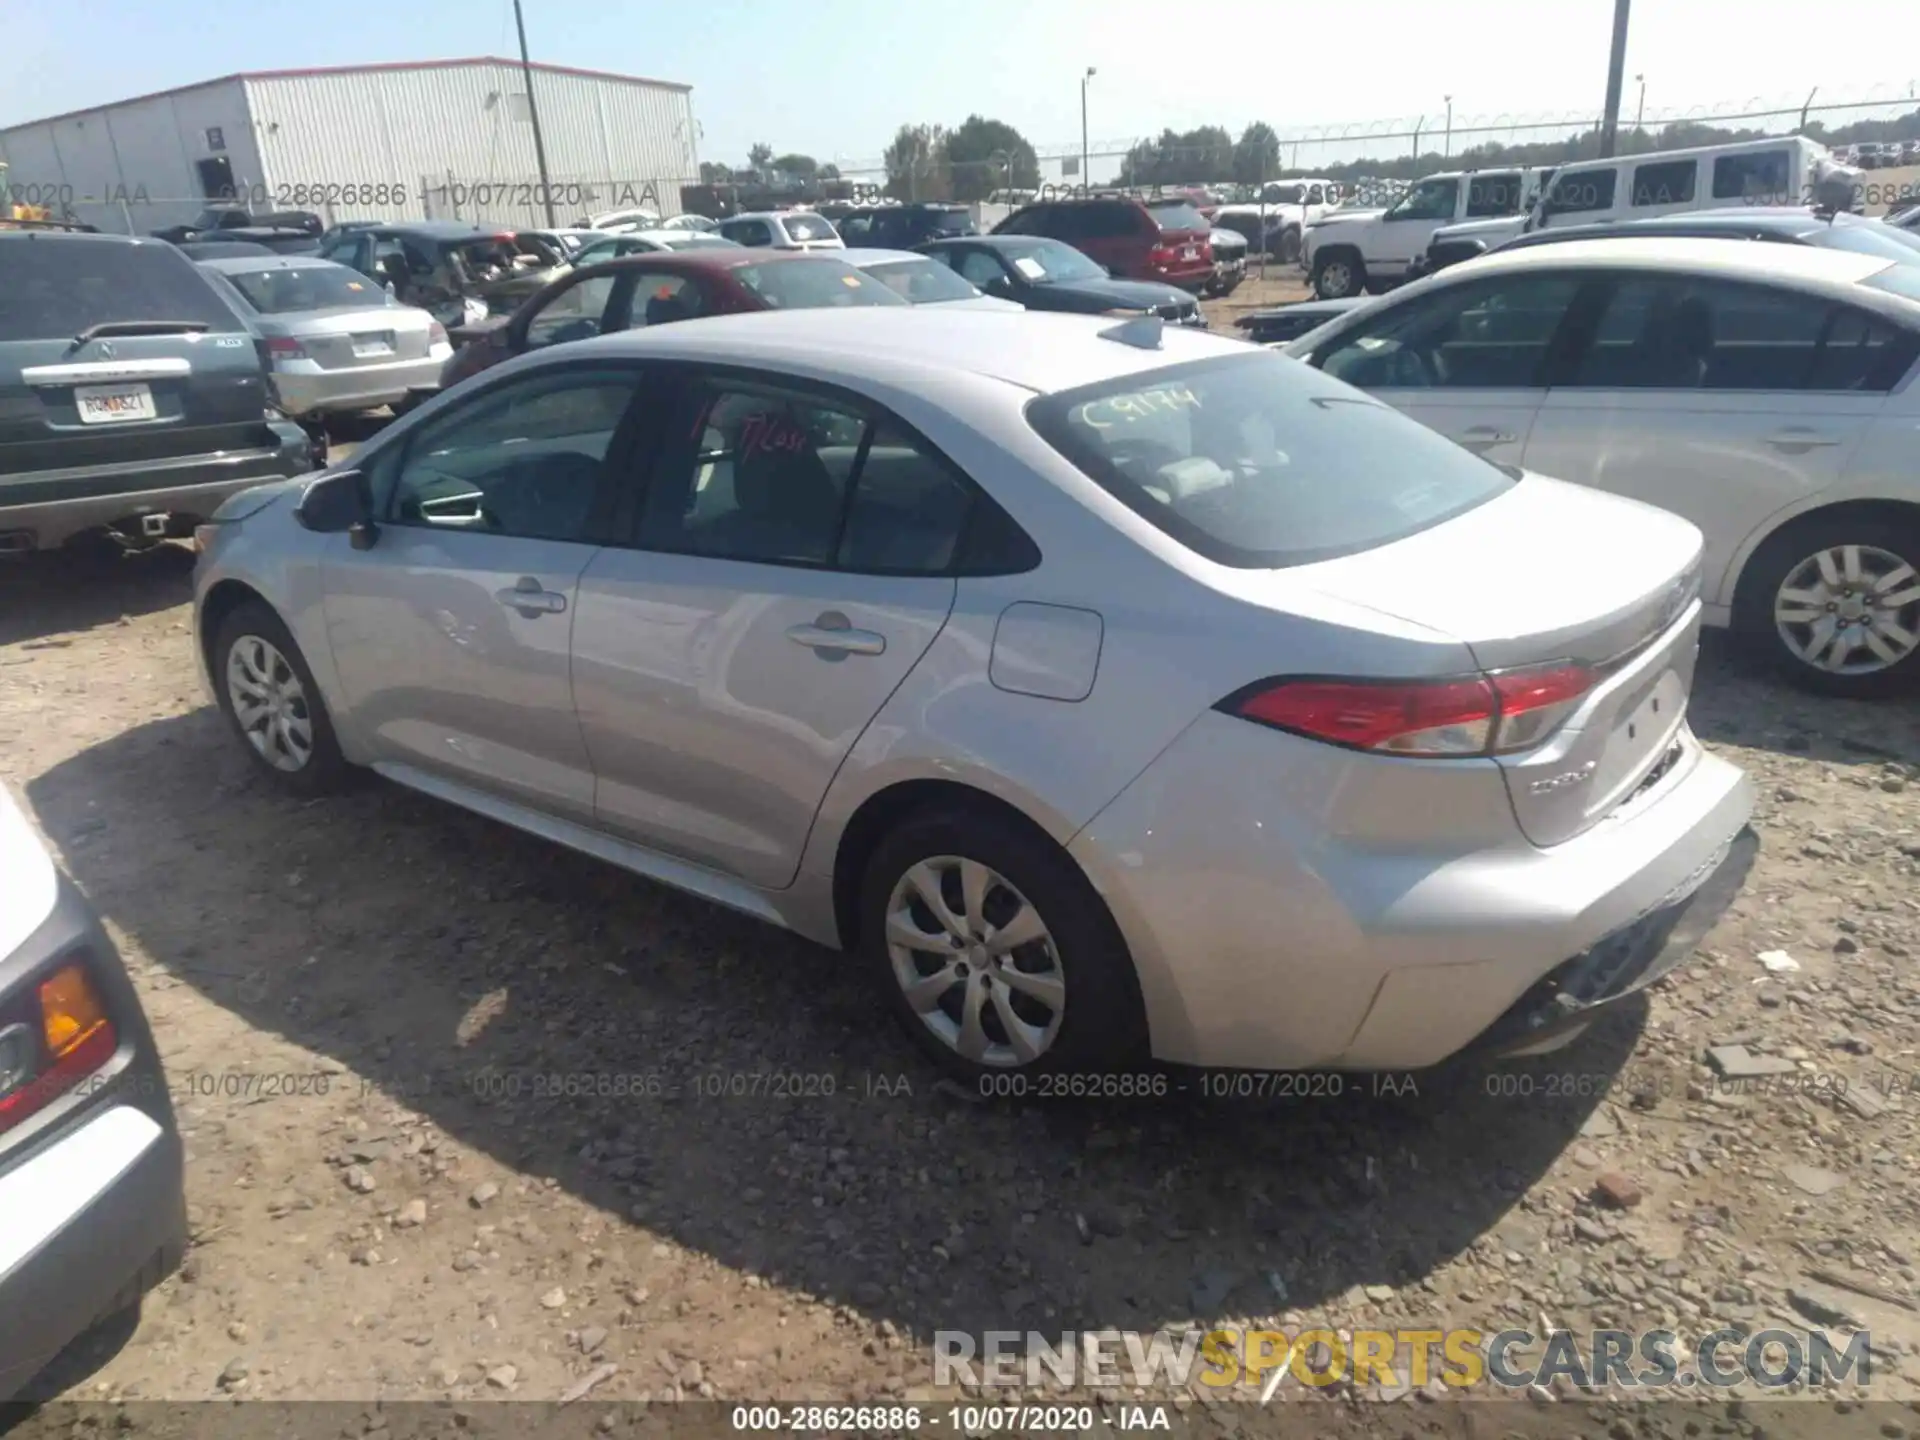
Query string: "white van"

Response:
xmin=1420 ymin=135 xmax=1848 ymax=275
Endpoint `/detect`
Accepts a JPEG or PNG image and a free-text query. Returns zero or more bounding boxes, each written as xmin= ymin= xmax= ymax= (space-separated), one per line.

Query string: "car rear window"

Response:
xmin=782 ymin=215 xmax=839 ymax=242
xmin=224 ymin=263 xmax=389 ymax=313
xmin=733 ymin=259 xmax=907 ymax=309
xmin=863 ymin=257 xmax=981 ymax=304
xmin=1819 ymin=222 xmax=1920 ymax=262
xmin=1026 ymin=352 xmax=1514 ymax=569
xmin=1863 ymin=263 xmax=1920 ymax=303
xmin=1146 ymin=200 xmax=1209 ymax=233
xmin=0 ymin=237 xmax=240 ymax=342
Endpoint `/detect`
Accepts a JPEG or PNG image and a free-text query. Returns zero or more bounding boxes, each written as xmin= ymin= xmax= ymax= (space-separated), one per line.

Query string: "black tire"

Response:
xmin=857 ymin=805 xmax=1149 ymax=1084
xmin=211 ymin=600 xmax=356 ymax=795
xmin=1732 ymin=510 xmax=1920 ymax=699
xmin=1276 ymin=227 xmax=1302 ymax=266
xmin=1309 ymin=248 xmax=1364 ymax=299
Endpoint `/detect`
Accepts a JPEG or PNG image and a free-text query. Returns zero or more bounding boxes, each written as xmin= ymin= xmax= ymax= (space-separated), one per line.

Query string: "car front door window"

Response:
xmin=954 ymin=249 xmax=1009 ymax=291
xmin=523 ymin=274 xmax=620 ymax=350
xmin=1317 ymin=275 xmax=1582 ymax=390
xmin=1387 ymin=179 xmax=1460 ymax=222
xmin=386 ymin=369 xmax=640 ymax=541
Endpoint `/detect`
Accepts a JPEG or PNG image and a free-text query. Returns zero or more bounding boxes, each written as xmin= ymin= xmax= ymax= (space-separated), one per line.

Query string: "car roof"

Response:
xmin=838 ymin=248 xmax=929 ymax=266
xmin=726 ymin=211 xmax=825 ymax=223
xmin=928 ymin=234 xmax=1064 ymax=250
xmin=200 ymin=254 xmax=356 ymax=273
xmin=573 ymin=247 xmax=838 ymax=276
xmin=0 ymin=228 xmax=158 ymax=248
xmin=378 ymin=221 xmax=515 ymax=240
xmin=1456 ymin=236 xmax=1895 ymax=289
xmin=545 ymin=306 xmax=1243 ymax=393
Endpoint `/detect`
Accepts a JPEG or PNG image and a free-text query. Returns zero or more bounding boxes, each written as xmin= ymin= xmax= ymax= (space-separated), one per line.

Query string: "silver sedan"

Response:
xmin=192 ymin=308 xmax=1754 ymax=1079
xmin=200 ymin=256 xmax=452 ymax=419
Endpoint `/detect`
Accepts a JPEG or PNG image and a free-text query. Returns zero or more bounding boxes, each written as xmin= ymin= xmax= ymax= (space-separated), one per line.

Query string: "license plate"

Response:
xmin=1182 ymin=245 xmax=1199 ymax=260
xmin=352 ymin=337 xmax=394 ymax=358
xmin=74 ymin=383 xmax=156 ymax=424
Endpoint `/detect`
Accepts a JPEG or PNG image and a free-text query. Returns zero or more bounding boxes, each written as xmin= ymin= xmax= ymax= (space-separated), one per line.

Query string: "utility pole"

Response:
xmin=1081 ymin=68 xmax=1096 ymax=194
xmin=1597 ymin=0 xmax=1631 ymax=159
xmin=1443 ymin=96 xmax=1453 ymax=157
xmin=1635 ymin=74 xmax=1646 ymax=133
xmin=513 ymin=0 xmax=559 ymax=226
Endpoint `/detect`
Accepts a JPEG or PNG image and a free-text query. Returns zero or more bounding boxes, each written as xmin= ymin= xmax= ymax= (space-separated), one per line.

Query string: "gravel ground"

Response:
xmin=4 ymin=286 xmax=1920 ymax=1438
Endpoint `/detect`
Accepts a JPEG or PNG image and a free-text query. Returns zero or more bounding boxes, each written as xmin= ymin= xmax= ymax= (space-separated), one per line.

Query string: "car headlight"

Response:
xmin=1101 ymin=308 xmax=1151 ymax=318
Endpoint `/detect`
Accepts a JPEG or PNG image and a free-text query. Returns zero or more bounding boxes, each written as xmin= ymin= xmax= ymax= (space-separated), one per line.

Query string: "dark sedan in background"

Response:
xmin=916 ymin=235 xmax=1206 ymax=325
xmin=437 ymin=248 xmax=907 ymax=389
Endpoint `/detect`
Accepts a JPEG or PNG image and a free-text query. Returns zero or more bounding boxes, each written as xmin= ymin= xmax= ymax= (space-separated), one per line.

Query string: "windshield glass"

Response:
xmin=0 ymin=238 xmax=240 ymax=340
xmin=1386 ymin=178 xmax=1460 ymax=221
xmin=666 ymin=233 xmax=740 ymax=249
xmin=733 ymin=259 xmax=906 ymax=309
xmin=995 ymin=238 xmax=1105 ymax=284
xmin=863 ymin=257 xmax=981 ymax=303
xmin=782 ymin=214 xmax=839 ymax=242
xmin=1145 ymin=200 xmax=1209 ymax=233
xmin=226 ymin=262 xmax=388 ymax=313
xmin=924 ymin=209 xmax=974 ymax=234
xmin=1025 ymin=353 xmax=1513 ymax=569
xmin=1820 ymin=221 xmax=1920 ymax=262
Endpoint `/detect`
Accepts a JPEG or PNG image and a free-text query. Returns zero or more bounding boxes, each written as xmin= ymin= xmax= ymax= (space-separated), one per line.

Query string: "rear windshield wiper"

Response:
xmin=73 ymin=320 xmax=213 ymax=345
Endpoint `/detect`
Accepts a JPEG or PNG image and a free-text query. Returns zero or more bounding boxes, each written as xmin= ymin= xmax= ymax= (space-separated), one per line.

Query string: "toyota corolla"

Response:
xmin=192 ymin=308 xmax=1756 ymax=1079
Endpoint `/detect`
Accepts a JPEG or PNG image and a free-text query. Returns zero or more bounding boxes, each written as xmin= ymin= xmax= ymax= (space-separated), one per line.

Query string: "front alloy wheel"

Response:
xmin=1773 ymin=543 xmax=1920 ymax=680
xmin=885 ymin=856 xmax=1065 ymax=1068
xmin=227 ymin=635 xmax=315 ymax=772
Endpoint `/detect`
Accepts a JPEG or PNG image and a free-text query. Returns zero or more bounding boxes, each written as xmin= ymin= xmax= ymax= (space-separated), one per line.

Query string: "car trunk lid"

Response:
xmin=1286 ymin=475 xmax=1706 ymax=847
xmin=269 ymin=308 xmax=433 ymax=370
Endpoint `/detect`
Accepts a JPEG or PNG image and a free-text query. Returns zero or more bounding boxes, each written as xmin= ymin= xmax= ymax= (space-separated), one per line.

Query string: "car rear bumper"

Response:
xmin=1069 ymin=712 xmax=1755 ymax=1071
xmin=0 ymin=426 xmax=313 ymax=550
xmin=0 ymin=875 xmax=187 ymax=1402
xmin=271 ymin=352 xmax=451 ymax=417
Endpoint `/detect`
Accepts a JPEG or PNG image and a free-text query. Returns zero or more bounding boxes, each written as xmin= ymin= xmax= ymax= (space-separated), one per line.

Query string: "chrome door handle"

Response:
xmin=786 ymin=621 xmax=886 ymax=657
xmin=1458 ymin=426 xmax=1517 ymax=449
xmin=495 ymin=577 xmax=567 ymax=614
xmin=1764 ymin=429 xmax=1843 ymax=452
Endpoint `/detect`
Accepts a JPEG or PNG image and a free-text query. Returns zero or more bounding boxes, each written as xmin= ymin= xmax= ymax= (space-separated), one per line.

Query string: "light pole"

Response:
xmin=512 ymin=0 xmax=558 ymax=226
xmin=1635 ymin=74 xmax=1646 ymax=133
xmin=1598 ymin=0 xmax=1631 ymax=159
xmin=1443 ymin=95 xmax=1453 ymax=157
xmin=1080 ymin=68 xmax=1096 ymax=193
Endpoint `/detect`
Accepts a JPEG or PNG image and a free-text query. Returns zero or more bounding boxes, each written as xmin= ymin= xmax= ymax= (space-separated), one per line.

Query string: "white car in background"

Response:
xmin=1211 ymin=178 xmax=1341 ymax=265
xmin=1284 ymin=237 xmax=1920 ymax=696
xmin=658 ymin=213 xmax=720 ymax=233
xmin=718 ymin=210 xmax=845 ymax=251
xmin=582 ymin=208 xmax=662 ymax=233
xmin=568 ymin=229 xmax=743 ymax=267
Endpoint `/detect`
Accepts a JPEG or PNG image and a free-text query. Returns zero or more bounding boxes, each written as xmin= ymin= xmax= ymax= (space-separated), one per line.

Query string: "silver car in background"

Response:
xmin=569 ymin=230 xmax=743 ymax=267
xmin=192 ymin=309 xmax=1754 ymax=1080
xmin=200 ymin=256 xmax=452 ymax=420
xmin=841 ymin=248 xmax=1025 ymax=311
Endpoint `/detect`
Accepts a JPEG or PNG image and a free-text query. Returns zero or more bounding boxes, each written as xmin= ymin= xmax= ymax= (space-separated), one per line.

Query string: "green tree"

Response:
xmin=944 ymin=115 xmax=1042 ymax=201
xmin=818 ymin=162 xmax=842 ymax=180
xmin=772 ymin=153 xmax=819 ymax=181
xmin=883 ymin=123 xmax=951 ymax=201
xmin=1233 ymin=122 xmax=1281 ymax=185
xmin=747 ymin=142 xmax=775 ymax=176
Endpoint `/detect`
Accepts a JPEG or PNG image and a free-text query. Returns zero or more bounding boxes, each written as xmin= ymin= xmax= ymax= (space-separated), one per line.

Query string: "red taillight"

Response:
xmin=1226 ymin=662 xmax=1594 ymax=759
xmin=1149 ymin=244 xmax=1177 ymax=266
xmin=0 ymin=959 xmax=119 ymax=1136
xmin=266 ymin=335 xmax=306 ymax=363
xmin=428 ymin=321 xmax=449 ymax=347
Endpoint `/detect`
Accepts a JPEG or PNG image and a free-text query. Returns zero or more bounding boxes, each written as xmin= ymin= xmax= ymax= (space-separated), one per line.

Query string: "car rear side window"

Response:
xmin=783 ymin=215 xmax=838 ymax=242
xmin=1314 ymin=274 xmax=1582 ymax=389
xmin=1565 ymin=275 xmax=1919 ymax=392
xmin=0 ymin=238 xmax=239 ymax=341
xmin=1465 ymin=172 xmax=1526 ymax=217
xmin=1711 ymin=150 xmax=1792 ymax=202
xmin=1544 ymin=168 xmax=1618 ymax=215
xmin=1026 ymin=352 xmax=1513 ymax=569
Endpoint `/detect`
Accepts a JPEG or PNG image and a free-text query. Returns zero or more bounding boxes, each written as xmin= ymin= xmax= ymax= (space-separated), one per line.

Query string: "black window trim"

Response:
xmin=1629 ymin=158 xmax=1700 ymax=209
xmin=612 ymin=360 xmax=1040 ymax=579
xmin=368 ymin=357 xmax=665 ymax=546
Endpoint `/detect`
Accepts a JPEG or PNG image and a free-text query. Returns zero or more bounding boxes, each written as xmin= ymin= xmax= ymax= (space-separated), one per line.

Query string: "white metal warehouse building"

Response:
xmin=0 ymin=57 xmax=701 ymax=234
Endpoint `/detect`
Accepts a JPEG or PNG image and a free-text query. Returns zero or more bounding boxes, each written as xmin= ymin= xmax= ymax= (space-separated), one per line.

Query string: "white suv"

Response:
xmin=1301 ymin=168 xmax=1551 ymax=298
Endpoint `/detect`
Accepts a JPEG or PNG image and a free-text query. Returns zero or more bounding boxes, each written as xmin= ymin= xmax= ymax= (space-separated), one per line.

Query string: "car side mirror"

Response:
xmin=296 ymin=468 xmax=378 ymax=549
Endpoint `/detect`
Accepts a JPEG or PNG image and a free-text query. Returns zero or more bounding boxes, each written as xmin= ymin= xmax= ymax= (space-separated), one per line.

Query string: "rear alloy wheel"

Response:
xmin=214 ymin=601 xmax=355 ymax=795
xmin=1738 ymin=516 xmax=1920 ymax=697
xmin=859 ymin=808 xmax=1147 ymax=1082
xmin=1310 ymin=250 xmax=1363 ymax=299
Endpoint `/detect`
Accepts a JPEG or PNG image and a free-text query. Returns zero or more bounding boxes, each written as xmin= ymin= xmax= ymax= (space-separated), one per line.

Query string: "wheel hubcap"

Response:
xmin=1321 ymin=262 xmax=1350 ymax=295
xmin=1774 ymin=543 xmax=1920 ymax=676
xmin=885 ymin=856 xmax=1064 ymax=1068
xmin=226 ymin=635 xmax=315 ymax=772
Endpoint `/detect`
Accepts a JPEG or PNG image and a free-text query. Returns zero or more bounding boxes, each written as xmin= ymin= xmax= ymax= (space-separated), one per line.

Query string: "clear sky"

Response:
xmin=5 ymin=0 xmax=1919 ymax=177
